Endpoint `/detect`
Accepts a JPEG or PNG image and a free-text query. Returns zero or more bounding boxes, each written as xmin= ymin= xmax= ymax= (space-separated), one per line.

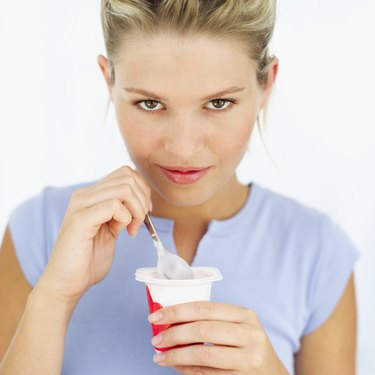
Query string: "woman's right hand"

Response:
xmin=35 ymin=165 xmax=152 ymax=304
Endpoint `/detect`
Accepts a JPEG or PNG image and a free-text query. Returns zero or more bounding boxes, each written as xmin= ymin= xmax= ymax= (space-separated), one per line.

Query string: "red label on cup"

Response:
xmin=145 ymin=286 xmax=201 ymax=352
xmin=146 ymin=285 xmax=170 ymax=337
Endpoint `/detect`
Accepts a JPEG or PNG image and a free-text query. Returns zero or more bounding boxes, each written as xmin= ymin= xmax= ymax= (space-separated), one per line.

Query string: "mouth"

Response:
xmin=159 ymin=165 xmax=211 ymax=185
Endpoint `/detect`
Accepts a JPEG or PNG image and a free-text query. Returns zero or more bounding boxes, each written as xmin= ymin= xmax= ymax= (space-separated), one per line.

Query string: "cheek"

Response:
xmin=115 ymin=105 xmax=158 ymax=157
xmin=209 ymin=100 xmax=258 ymax=149
xmin=212 ymin=117 xmax=255 ymax=164
xmin=120 ymin=128 xmax=156 ymax=166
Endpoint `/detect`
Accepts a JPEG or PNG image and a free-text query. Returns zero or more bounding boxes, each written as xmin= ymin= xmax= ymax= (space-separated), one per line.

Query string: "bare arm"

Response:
xmin=0 ymin=166 xmax=152 ymax=374
xmin=0 ymin=227 xmax=78 ymax=375
xmin=0 ymin=286 xmax=78 ymax=375
xmin=0 ymin=227 xmax=31 ymax=360
xmin=295 ymin=273 xmax=357 ymax=375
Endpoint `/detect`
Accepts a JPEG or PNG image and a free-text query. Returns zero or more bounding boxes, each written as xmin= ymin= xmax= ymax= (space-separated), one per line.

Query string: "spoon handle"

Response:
xmin=144 ymin=213 xmax=161 ymax=243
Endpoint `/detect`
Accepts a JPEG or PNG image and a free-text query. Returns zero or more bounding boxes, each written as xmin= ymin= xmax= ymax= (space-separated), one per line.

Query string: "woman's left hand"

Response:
xmin=149 ymin=301 xmax=289 ymax=375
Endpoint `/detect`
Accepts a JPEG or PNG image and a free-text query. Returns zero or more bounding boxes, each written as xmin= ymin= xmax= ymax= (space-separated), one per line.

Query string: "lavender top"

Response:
xmin=9 ymin=181 xmax=359 ymax=374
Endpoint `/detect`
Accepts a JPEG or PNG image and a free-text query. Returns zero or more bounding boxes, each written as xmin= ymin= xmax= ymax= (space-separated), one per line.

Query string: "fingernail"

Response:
xmin=148 ymin=311 xmax=162 ymax=323
xmin=153 ymin=353 xmax=165 ymax=363
xmin=149 ymin=202 xmax=153 ymax=212
xmin=129 ymin=227 xmax=138 ymax=238
xmin=151 ymin=334 xmax=162 ymax=346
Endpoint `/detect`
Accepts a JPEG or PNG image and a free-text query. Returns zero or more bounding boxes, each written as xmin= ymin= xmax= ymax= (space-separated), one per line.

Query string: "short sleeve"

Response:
xmin=8 ymin=187 xmax=50 ymax=287
xmin=303 ymin=217 xmax=360 ymax=335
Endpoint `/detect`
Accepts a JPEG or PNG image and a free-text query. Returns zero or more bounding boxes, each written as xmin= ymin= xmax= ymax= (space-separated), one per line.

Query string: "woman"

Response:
xmin=0 ymin=1 xmax=358 ymax=374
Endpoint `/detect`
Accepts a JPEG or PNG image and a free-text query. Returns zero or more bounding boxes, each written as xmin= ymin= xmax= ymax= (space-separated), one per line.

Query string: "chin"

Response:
xmin=154 ymin=184 xmax=215 ymax=207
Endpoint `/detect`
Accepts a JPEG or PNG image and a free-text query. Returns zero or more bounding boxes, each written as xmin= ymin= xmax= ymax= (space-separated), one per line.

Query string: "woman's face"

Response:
xmin=99 ymin=33 xmax=277 ymax=206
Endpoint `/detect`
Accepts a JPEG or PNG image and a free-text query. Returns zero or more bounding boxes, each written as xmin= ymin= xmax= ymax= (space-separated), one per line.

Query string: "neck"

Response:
xmin=149 ymin=174 xmax=250 ymax=226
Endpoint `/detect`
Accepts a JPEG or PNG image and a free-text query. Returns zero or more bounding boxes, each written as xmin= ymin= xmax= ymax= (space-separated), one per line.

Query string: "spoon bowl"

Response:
xmin=144 ymin=214 xmax=194 ymax=280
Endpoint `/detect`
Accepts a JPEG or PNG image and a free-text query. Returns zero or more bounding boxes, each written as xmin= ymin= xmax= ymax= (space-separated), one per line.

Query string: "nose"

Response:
xmin=164 ymin=112 xmax=205 ymax=160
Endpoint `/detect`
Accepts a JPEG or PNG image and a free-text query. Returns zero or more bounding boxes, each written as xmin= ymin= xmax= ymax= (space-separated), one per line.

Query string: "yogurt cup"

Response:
xmin=135 ymin=267 xmax=223 ymax=352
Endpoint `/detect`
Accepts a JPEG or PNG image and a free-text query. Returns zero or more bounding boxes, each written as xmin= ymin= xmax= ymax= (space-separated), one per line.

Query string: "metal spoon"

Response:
xmin=144 ymin=214 xmax=194 ymax=280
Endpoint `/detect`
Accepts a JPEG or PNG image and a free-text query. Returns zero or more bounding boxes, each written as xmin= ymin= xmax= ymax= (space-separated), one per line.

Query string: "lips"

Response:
xmin=162 ymin=166 xmax=208 ymax=172
xmin=159 ymin=166 xmax=210 ymax=185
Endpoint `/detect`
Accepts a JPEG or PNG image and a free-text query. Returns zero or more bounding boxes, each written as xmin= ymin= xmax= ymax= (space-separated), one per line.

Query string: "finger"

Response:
xmin=107 ymin=218 xmax=127 ymax=238
xmin=85 ymin=183 xmax=147 ymax=212
xmin=152 ymin=320 xmax=250 ymax=349
xmin=87 ymin=175 xmax=152 ymax=213
xmin=72 ymin=199 xmax=132 ymax=238
xmin=74 ymin=184 xmax=147 ymax=236
xmin=100 ymin=165 xmax=152 ymax=207
xmin=78 ymin=177 xmax=150 ymax=214
xmin=149 ymin=301 xmax=257 ymax=326
xmin=174 ymin=365 xmax=238 ymax=375
xmin=154 ymin=344 xmax=242 ymax=370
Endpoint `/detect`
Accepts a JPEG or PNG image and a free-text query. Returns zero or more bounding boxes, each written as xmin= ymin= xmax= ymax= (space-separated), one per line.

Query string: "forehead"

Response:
xmin=115 ymin=33 xmax=258 ymax=93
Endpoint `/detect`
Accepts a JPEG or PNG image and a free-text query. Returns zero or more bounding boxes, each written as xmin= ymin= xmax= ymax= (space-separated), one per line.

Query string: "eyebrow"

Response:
xmin=123 ymin=86 xmax=245 ymax=102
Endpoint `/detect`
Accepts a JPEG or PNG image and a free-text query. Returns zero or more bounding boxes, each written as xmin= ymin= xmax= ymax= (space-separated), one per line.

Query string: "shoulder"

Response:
xmin=253 ymin=183 xmax=328 ymax=229
xmin=251 ymin=183 xmax=353 ymax=251
xmin=8 ymin=179 xmax=99 ymax=287
xmin=252 ymin=183 xmax=359 ymax=335
xmin=43 ymin=180 xmax=96 ymax=219
xmin=10 ymin=179 xmax=97 ymax=228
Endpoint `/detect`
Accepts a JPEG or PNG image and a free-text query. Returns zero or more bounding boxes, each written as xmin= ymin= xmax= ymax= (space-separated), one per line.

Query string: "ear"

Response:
xmin=259 ymin=57 xmax=279 ymax=110
xmin=97 ymin=54 xmax=113 ymax=98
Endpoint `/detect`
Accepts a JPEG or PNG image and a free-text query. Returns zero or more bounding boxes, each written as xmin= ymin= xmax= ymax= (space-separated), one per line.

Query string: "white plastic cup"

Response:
xmin=135 ymin=267 xmax=223 ymax=352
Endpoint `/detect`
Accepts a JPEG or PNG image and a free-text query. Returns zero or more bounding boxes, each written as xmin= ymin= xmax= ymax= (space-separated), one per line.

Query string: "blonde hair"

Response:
xmin=100 ymin=0 xmax=277 ymax=141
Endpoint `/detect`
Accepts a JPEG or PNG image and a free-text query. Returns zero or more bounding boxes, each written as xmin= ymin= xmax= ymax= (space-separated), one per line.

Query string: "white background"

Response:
xmin=0 ymin=0 xmax=374 ymax=373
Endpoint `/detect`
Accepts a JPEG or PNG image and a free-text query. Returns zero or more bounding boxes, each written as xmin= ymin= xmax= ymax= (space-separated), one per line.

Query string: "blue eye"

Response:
xmin=136 ymin=100 xmax=164 ymax=111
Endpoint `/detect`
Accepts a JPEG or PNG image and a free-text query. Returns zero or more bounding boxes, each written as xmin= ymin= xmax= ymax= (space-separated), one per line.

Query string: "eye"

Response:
xmin=136 ymin=100 xmax=164 ymax=111
xmin=206 ymin=98 xmax=236 ymax=111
